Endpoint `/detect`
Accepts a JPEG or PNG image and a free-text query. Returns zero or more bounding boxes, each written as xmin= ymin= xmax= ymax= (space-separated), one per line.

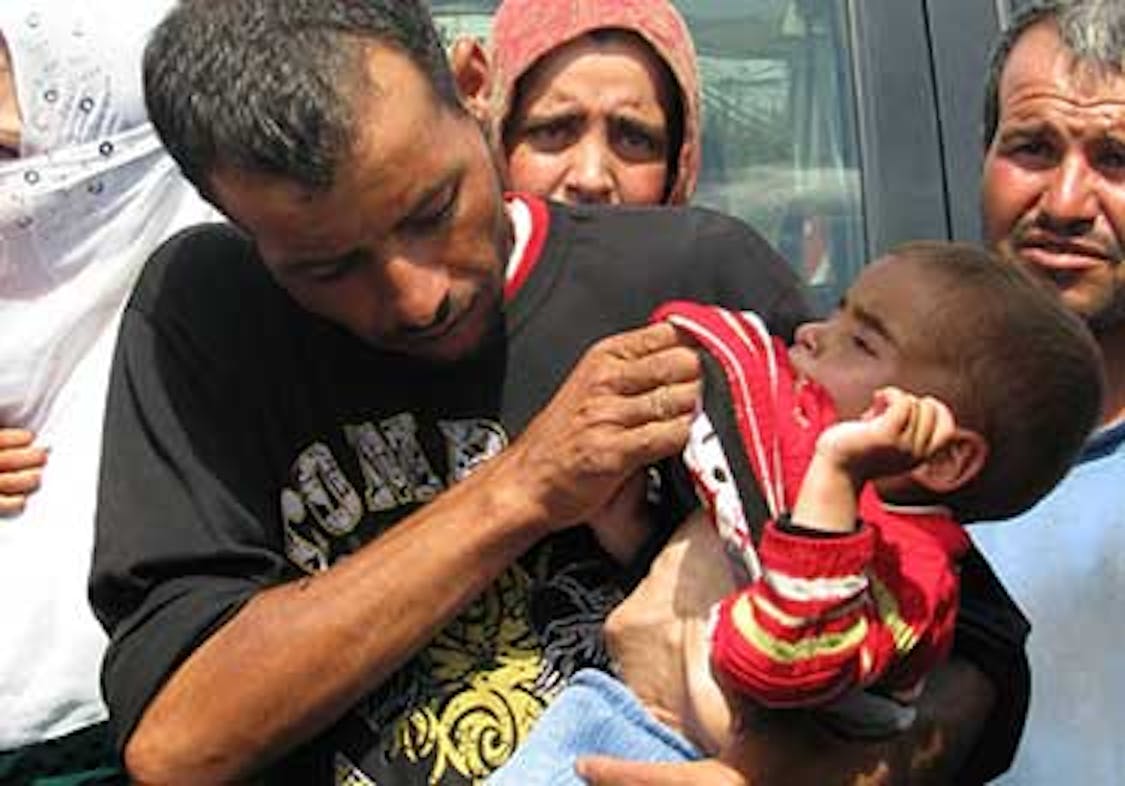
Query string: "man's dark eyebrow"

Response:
xmin=276 ymin=167 xmax=465 ymax=274
xmin=1099 ymin=129 xmax=1125 ymax=147
xmin=996 ymin=120 xmax=1047 ymax=140
xmin=394 ymin=166 xmax=464 ymax=229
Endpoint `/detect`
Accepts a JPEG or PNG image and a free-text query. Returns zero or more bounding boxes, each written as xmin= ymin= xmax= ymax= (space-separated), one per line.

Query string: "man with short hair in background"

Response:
xmin=974 ymin=1 xmax=1125 ymax=782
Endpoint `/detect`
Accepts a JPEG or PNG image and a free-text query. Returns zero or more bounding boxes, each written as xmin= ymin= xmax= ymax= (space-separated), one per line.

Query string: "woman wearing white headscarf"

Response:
xmin=0 ymin=3 xmax=218 ymax=781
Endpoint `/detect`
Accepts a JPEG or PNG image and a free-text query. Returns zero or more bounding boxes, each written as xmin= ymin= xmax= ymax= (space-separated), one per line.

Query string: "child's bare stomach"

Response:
xmin=604 ymin=509 xmax=739 ymax=756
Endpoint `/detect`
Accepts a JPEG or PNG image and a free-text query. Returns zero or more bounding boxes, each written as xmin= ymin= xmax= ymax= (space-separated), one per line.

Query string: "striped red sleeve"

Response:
xmin=710 ymin=516 xmax=950 ymax=707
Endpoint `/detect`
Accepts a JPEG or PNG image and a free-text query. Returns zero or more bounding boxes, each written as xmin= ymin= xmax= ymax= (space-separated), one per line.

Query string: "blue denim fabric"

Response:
xmin=488 ymin=668 xmax=700 ymax=786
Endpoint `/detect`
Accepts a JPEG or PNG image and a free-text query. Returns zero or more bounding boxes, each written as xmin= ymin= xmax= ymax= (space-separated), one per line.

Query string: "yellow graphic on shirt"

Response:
xmin=342 ymin=544 xmax=618 ymax=785
xmin=393 ymin=566 xmax=550 ymax=782
xmin=281 ymin=418 xmax=618 ymax=785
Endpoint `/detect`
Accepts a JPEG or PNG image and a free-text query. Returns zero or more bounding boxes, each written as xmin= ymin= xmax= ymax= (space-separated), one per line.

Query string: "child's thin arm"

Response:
xmin=711 ymin=388 xmax=960 ymax=707
xmin=587 ymin=470 xmax=654 ymax=564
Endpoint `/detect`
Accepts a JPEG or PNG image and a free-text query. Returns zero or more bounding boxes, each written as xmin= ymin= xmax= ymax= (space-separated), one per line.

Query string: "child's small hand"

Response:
xmin=588 ymin=470 xmax=653 ymax=565
xmin=815 ymin=387 xmax=957 ymax=485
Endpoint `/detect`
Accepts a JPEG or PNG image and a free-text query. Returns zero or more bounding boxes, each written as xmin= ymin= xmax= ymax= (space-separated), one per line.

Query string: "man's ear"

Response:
xmin=450 ymin=36 xmax=491 ymax=125
xmin=909 ymin=427 xmax=989 ymax=495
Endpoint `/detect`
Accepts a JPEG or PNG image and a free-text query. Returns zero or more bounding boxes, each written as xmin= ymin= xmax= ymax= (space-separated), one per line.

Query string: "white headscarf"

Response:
xmin=0 ymin=1 xmax=219 ymax=748
xmin=0 ymin=0 xmax=215 ymax=430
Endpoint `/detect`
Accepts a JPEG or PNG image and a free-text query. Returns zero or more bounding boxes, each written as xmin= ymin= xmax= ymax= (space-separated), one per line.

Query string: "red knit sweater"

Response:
xmin=654 ymin=301 xmax=970 ymax=708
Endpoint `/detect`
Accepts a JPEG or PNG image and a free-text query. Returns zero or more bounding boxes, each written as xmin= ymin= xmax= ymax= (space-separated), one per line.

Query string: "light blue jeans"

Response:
xmin=487 ymin=668 xmax=701 ymax=786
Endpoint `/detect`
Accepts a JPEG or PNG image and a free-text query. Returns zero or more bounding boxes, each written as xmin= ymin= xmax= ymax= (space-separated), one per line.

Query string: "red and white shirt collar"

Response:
xmin=503 ymin=193 xmax=550 ymax=302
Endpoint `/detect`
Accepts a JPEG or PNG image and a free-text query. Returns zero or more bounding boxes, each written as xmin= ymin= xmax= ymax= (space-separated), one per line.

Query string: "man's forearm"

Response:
xmin=124 ymin=449 xmax=547 ymax=786
xmin=123 ymin=323 xmax=704 ymax=786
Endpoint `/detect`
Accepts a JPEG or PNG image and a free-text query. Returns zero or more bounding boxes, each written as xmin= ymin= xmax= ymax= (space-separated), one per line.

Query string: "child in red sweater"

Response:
xmin=488 ymin=241 xmax=1103 ymax=785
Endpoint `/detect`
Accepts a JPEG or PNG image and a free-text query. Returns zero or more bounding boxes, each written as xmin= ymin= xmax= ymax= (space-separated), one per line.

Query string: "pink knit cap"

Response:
xmin=489 ymin=0 xmax=701 ymax=204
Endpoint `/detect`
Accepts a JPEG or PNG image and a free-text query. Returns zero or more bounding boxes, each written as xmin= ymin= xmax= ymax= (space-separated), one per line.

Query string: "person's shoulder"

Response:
xmin=684 ymin=205 xmax=782 ymax=259
xmin=129 ymin=221 xmax=273 ymax=314
xmin=137 ymin=220 xmax=255 ymax=284
xmin=549 ymin=200 xmax=752 ymax=231
xmin=124 ymin=220 xmax=304 ymax=356
xmin=548 ymin=201 xmax=774 ymax=256
xmin=1083 ymin=419 xmax=1125 ymax=464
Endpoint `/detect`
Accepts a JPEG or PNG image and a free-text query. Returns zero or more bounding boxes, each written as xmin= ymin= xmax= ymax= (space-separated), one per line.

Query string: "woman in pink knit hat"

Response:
xmin=486 ymin=0 xmax=700 ymax=206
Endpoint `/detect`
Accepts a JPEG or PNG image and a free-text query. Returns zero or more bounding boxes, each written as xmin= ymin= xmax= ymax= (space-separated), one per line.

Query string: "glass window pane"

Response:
xmin=686 ymin=0 xmax=863 ymax=312
xmin=434 ymin=0 xmax=865 ymax=311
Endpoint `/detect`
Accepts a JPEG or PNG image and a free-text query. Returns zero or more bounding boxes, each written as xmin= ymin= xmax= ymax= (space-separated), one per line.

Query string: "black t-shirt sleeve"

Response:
xmin=90 ymin=239 xmax=292 ymax=751
xmin=950 ymin=547 xmax=1031 ymax=783
xmin=697 ymin=209 xmax=814 ymax=341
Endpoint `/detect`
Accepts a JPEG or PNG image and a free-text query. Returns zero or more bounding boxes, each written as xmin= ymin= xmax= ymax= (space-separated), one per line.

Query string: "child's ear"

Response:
xmin=449 ymin=36 xmax=491 ymax=125
xmin=910 ymin=427 xmax=989 ymax=495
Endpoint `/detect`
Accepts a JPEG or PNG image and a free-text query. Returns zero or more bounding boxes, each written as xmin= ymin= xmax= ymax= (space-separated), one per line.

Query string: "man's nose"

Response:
xmin=1039 ymin=154 xmax=1098 ymax=233
xmin=376 ymin=254 xmax=452 ymax=331
xmin=563 ymin=136 xmax=616 ymax=205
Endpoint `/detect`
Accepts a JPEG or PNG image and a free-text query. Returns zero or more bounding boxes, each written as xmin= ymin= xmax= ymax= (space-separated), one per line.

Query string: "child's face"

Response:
xmin=789 ymin=255 xmax=940 ymax=419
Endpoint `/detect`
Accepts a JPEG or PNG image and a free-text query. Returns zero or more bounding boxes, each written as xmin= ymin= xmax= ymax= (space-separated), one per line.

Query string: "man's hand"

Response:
xmin=0 ymin=428 xmax=48 ymax=515
xmin=505 ymin=322 xmax=701 ymax=531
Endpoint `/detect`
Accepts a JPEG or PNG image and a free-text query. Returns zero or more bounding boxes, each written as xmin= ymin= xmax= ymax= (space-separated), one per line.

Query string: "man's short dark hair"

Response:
xmin=144 ymin=0 xmax=458 ymax=197
xmin=889 ymin=241 xmax=1104 ymax=522
xmin=983 ymin=0 xmax=1125 ymax=148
